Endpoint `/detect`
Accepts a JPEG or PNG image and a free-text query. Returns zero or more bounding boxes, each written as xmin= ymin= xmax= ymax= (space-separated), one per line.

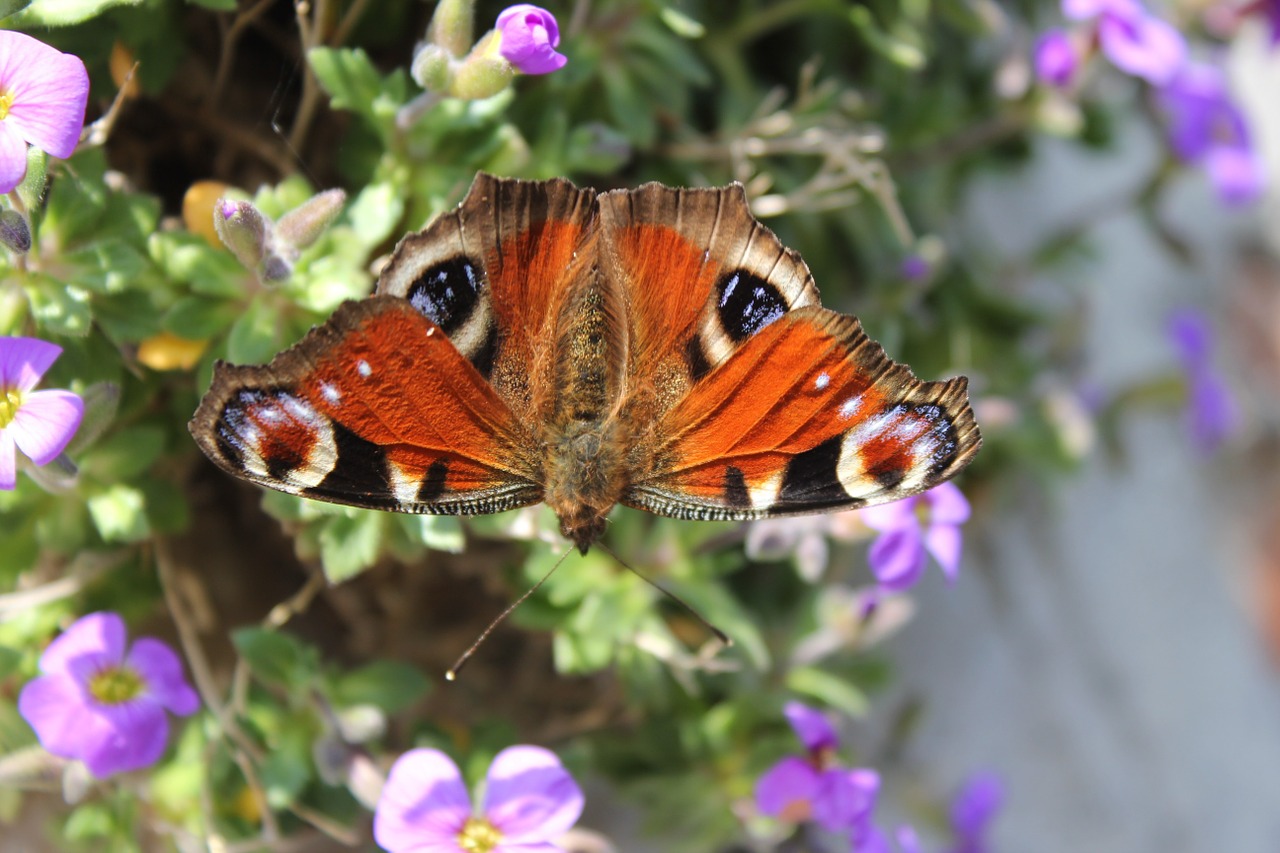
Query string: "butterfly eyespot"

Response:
xmin=716 ymin=270 xmax=787 ymax=341
xmin=407 ymin=256 xmax=482 ymax=334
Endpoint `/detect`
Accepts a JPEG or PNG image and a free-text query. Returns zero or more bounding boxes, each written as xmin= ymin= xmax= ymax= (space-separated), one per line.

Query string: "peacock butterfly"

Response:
xmin=189 ymin=174 xmax=981 ymax=553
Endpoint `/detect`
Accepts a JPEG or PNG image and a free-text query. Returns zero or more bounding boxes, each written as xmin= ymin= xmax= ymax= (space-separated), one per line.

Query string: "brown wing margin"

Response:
xmin=189 ymin=297 xmax=544 ymax=515
xmin=623 ymin=306 xmax=981 ymax=521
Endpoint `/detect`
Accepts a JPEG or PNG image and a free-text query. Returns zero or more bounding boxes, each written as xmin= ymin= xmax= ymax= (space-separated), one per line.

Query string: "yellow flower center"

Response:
xmin=87 ymin=665 xmax=145 ymax=705
xmin=0 ymin=90 xmax=13 ymax=121
xmin=457 ymin=816 xmax=503 ymax=853
xmin=0 ymin=388 xmax=21 ymax=428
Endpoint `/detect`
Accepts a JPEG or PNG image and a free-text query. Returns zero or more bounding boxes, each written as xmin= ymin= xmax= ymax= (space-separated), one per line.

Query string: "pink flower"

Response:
xmin=1034 ymin=29 xmax=1079 ymax=87
xmin=860 ymin=482 xmax=971 ymax=591
xmin=1063 ymin=0 xmax=1186 ymax=85
xmin=18 ymin=612 xmax=200 ymax=777
xmin=496 ymin=5 xmax=567 ymax=75
xmin=0 ymin=337 xmax=83 ymax=490
xmin=0 ymin=31 xmax=89 ymax=193
xmin=374 ymin=745 xmax=583 ymax=852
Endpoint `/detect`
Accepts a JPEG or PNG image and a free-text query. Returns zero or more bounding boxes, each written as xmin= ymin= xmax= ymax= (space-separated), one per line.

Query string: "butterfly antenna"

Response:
xmin=445 ymin=545 xmax=574 ymax=681
xmin=596 ymin=542 xmax=732 ymax=649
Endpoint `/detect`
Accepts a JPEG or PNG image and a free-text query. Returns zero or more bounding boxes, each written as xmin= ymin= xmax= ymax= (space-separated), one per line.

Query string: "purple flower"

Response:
xmin=374 ymin=745 xmax=583 ymax=853
xmin=17 ymin=612 xmax=200 ymax=778
xmin=945 ymin=772 xmax=1003 ymax=853
xmin=496 ymin=5 xmax=567 ymax=75
xmin=1159 ymin=62 xmax=1266 ymax=206
xmin=1064 ymin=0 xmax=1185 ymax=84
xmin=1034 ymin=29 xmax=1079 ymax=87
xmin=1167 ymin=309 xmax=1240 ymax=452
xmin=756 ymin=702 xmax=882 ymax=839
xmin=0 ymin=337 xmax=83 ymax=490
xmin=859 ymin=483 xmax=970 ymax=591
xmin=0 ymin=31 xmax=90 ymax=193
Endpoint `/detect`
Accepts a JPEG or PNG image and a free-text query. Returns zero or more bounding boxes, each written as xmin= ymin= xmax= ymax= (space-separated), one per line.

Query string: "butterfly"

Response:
xmin=190 ymin=174 xmax=981 ymax=554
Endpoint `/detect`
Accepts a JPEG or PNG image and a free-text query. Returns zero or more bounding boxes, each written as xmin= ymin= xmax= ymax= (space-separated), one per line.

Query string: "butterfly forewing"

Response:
xmin=190 ymin=297 xmax=543 ymax=515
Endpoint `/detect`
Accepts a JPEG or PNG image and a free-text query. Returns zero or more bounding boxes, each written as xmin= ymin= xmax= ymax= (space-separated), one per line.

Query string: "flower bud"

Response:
xmin=449 ymin=47 xmax=516 ymax=99
xmin=410 ymin=42 xmax=454 ymax=91
xmin=0 ymin=207 xmax=32 ymax=253
xmin=275 ymin=188 xmax=346 ymax=250
xmin=427 ymin=0 xmax=475 ymax=57
xmin=214 ymin=199 xmax=270 ymax=270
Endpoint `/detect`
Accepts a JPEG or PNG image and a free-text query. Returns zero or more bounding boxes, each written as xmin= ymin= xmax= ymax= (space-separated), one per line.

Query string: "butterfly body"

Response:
xmin=191 ymin=175 xmax=981 ymax=553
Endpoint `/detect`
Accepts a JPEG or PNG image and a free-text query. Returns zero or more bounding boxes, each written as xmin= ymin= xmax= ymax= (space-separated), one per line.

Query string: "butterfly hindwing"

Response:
xmin=190 ymin=296 xmax=542 ymax=514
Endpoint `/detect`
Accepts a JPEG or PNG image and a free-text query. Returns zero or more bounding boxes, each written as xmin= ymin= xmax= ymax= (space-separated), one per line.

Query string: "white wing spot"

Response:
xmin=839 ymin=395 xmax=862 ymax=420
xmin=815 ymin=372 xmax=830 ymax=391
xmin=319 ymin=382 xmax=341 ymax=404
xmin=357 ymin=360 xmax=372 ymax=378
xmin=426 ymin=327 xmax=435 ymax=337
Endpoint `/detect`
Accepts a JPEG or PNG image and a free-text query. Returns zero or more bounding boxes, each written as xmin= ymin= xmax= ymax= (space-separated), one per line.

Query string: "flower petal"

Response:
xmin=496 ymin=5 xmax=567 ymax=75
xmin=482 ymin=746 xmax=582 ymax=842
xmin=859 ymin=496 xmax=916 ymax=532
xmin=374 ymin=748 xmax=471 ymax=853
xmin=0 ymin=31 xmax=89 ymax=159
xmin=868 ymin=528 xmax=927 ymax=591
xmin=79 ymin=697 xmax=170 ymax=777
xmin=783 ymin=701 xmax=839 ymax=753
xmin=1098 ymin=9 xmax=1186 ymax=85
xmin=950 ymin=771 xmax=1004 ymax=840
xmin=924 ymin=482 xmax=970 ymax=524
xmin=812 ymin=767 xmax=879 ymax=833
xmin=1204 ymin=143 xmax=1267 ymax=206
xmin=755 ymin=756 xmax=821 ymax=819
xmin=39 ymin=612 xmax=127 ymax=676
xmin=0 ymin=336 xmax=61 ymax=393
xmin=9 ymin=388 xmax=82 ymax=466
xmin=1033 ymin=30 xmax=1078 ymax=87
xmin=0 ymin=428 xmax=14 ymax=490
xmin=127 ymin=637 xmax=200 ymax=715
xmin=924 ymin=523 xmax=964 ymax=582
xmin=0 ymin=122 xmax=28 ymax=193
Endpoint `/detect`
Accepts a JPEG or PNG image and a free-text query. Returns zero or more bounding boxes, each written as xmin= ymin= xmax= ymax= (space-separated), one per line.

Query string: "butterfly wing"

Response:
xmin=598 ymin=182 xmax=980 ymax=520
xmin=624 ymin=306 xmax=979 ymax=519
xmin=190 ymin=296 xmax=543 ymax=514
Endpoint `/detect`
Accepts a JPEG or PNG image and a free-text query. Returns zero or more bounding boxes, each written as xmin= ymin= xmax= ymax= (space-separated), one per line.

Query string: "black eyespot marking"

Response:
xmin=407 ymin=256 xmax=481 ymax=335
xmin=417 ymin=459 xmax=449 ymax=504
xmin=724 ymin=466 xmax=750 ymax=508
xmin=716 ymin=270 xmax=787 ymax=341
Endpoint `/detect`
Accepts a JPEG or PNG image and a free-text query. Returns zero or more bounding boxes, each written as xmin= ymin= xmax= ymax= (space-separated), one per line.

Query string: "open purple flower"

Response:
xmin=1159 ymin=62 xmax=1266 ymax=206
xmin=17 ymin=612 xmax=199 ymax=778
xmin=1063 ymin=0 xmax=1185 ymax=84
xmin=496 ymin=5 xmax=567 ymax=75
xmin=374 ymin=745 xmax=583 ymax=853
xmin=860 ymin=483 xmax=970 ymax=591
xmin=756 ymin=702 xmax=882 ymax=839
xmin=945 ymin=772 xmax=1003 ymax=853
xmin=1167 ymin=309 xmax=1240 ymax=452
xmin=0 ymin=31 xmax=89 ymax=193
xmin=0 ymin=337 xmax=83 ymax=490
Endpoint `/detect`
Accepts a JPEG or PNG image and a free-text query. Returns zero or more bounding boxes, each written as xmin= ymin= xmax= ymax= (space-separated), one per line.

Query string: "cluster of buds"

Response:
xmin=412 ymin=2 xmax=566 ymax=101
xmin=214 ymin=189 xmax=345 ymax=284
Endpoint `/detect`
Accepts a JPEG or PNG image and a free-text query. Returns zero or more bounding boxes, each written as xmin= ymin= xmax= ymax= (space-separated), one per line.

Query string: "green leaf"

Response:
xmin=318 ymin=511 xmax=384 ymax=582
xmin=87 ymin=484 xmax=150 ymax=543
xmin=16 ymin=0 xmax=140 ymax=27
xmin=308 ymin=47 xmax=405 ymax=137
xmin=417 ymin=516 xmax=465 ymax=553
xmin=25 ymin=279 xmax=92 ymax=336
xmin=0 ymin=0 xmax=31 ymax=19
xmin=164 ymin=296 xmax=240 ymax=340
xmin=659 ymin=5 xmax=705 ymax=38
xmin=63 ymin=802 xmax=113 ymax=840
xmin=785 ymin=667 xmax=869 ymax=718
xmin=148 ymin=232 xmax=246 ymax=298
xmin=332 ymin=661 xmax=430 ymax=714
xmin=346 ymin=181 xmax=405 ymax=248
xmin=231 ymin=627 xmax=319 ymax=690
xmin=0 ymin=646 xmax=22 ymax=680
xmin=848 ymin=6 xmax=926 ymax=70
xmin=83 ymin=426 xmax=165 ymax=481
xmin=226 ymin=296 xmax=285 ymax=365
xmin=62 ymin=240 xmax=148 ymax=294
